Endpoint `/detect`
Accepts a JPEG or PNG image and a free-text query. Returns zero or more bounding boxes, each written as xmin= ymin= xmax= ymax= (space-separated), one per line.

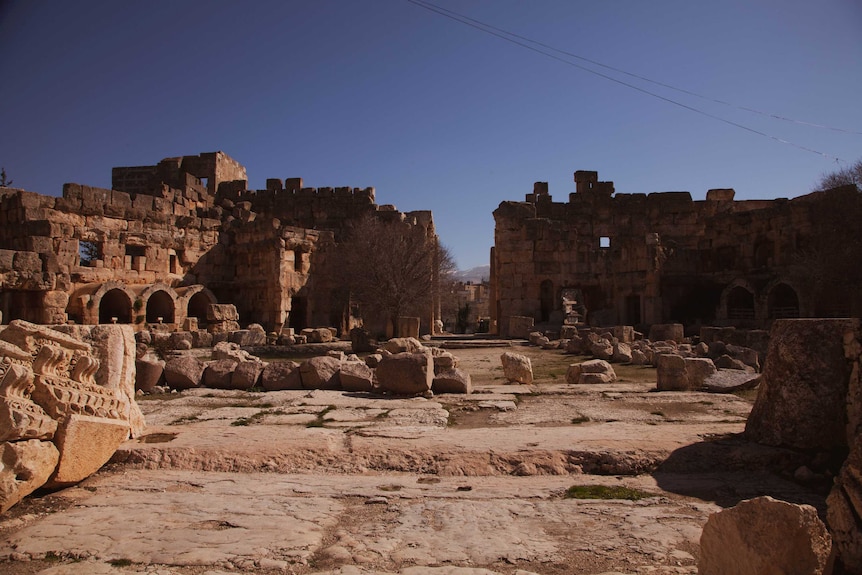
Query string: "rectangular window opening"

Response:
xmin=599 ymin=236 xmax=611 ymax=249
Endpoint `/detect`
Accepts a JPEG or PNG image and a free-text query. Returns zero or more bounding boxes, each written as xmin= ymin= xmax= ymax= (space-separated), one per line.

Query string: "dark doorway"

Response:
xmin=146 ymin=290 xmax=175 ymax=324
xmin=289 ymin=296 xmax=308 ymax=331
xmin=99 ymin=289 xmax=132 ymax=324
xmin=625 ymin=294 xmax=642 ymax=325
xmin=728 ymin=286 xmax=755 ymax=320
xmin=188 ymin=292 xmax=211 ymax=324
xmin=768 ymin=284 xmax=799 ymax=318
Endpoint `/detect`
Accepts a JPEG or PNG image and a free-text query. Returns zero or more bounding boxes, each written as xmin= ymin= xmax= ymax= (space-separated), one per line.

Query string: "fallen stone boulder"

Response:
xmin=339 ymin=360 xmax=375 ymax=392
xmin=299 ymin=356 xmax=341 ymax=390
xmin=699 ymin=496 xmax=831 ymax=575
xmin=500 ymin=352 xmax=532 ymax=385
xmin=260 ymin=361 xmax=302 ymax=391
xmin=566 ymin=359 xmax=617 ymax=384
xmin=656 ymin=353 xmax=689 ymax=391
xmin=827 ymin=437 xmax=862 ymax=573
xmin=746 ymin=318 xmax=859 ymax=450
xmin=703 ymin=370 xmax=760 ymax=393
xmin=432 ymin=368 xmax=472 ymax=394
xmin=380 ymin=337 xmax=424 ymax=354
xmin=212 ymin=341 xmax=255 ymax=363
xmin=230 ymin=360 xmax=265 ymax=390
xmin=684 ymin=357 xmax=717 ymax=389
xmin=164 ymin=356 xmax=206 ymax=390
xmin=134 ymin=358 xmax=165 ymax=393
xmin=377 ymin=349 xmax=433 ymax=395
xmin=203 ymin=359 xmax=239 ymax=389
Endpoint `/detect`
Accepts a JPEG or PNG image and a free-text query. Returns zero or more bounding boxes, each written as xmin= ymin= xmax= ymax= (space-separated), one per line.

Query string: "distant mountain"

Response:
xmin=453 ymin=265 xmax=490 ymax=283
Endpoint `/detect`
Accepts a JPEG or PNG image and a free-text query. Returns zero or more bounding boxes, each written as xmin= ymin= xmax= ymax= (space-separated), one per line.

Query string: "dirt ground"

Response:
xmin=0 ymin=343 xmax=827 ymax=575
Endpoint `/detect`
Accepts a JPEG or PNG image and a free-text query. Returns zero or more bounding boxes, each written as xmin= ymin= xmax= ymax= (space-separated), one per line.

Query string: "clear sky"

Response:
xmin=1 ymin=0 xmax=860 ymax=269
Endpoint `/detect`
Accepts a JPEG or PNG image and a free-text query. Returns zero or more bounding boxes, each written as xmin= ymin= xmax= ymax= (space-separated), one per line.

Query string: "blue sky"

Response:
xmin=1 ymin=0 xmax=860 ymax=269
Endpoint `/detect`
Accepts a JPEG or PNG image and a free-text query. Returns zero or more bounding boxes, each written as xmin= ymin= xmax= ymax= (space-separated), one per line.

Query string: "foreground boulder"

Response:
xmin=500 ymin=352 xmax=533 ymax=384
xmin=0 ymin=320 xmax=141 ymax=511
xmin=432 ymin=368 xmax=472 ymax=394
xmin=377 ymin=349 xmax=433 ymax=395
xmin=164 ymin=356 xmax=206 ymax=390
xmin=746 ymin=318 xmax=859 ymax=450
xmin=339 ymin=360 xmax=375 ymax=392
xmin=299 ymin=356 xmax=341 ymax=390
xmin=699 ymin=496 xmax=831 ymax=575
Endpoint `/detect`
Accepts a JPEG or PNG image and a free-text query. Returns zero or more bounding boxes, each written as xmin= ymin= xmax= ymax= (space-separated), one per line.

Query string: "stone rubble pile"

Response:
xmin=524 ymin=322 xmax=762 ymax=393
xmin=0 ymin=320 xmax=142 ymax=513
xmin=140 ymin=336 xmax=472 ymax=397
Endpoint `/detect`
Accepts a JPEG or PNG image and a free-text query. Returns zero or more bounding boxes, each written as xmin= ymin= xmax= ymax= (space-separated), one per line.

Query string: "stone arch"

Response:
xmin=139 ymin=283 xmax=179 ymax=326
xmin=720 ymin=281 xmax=756 ymax=321
xmin=97 ymin=287 xmax=134 ymax=324
xmin=767 ymin=282 xmax=800 ymax=319
xmin=176 ymin=285 xmax=218 ymax=326
xmin=753 ymin=238 xmax=774 ymax=269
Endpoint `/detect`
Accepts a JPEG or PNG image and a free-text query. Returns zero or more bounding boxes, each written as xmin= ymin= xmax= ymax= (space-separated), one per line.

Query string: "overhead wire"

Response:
xmin=405 ymin=0 xmax=852 ymax=162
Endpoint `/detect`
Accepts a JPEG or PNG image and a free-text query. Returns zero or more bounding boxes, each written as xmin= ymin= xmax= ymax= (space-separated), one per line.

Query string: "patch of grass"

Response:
xmin=571 ymin=415 xmax=591 ymax=425
xmin=231 ymin=417 xmax=251 ymax=427
xmin=377 ymin=484 xmax=403 ymax=492
xmin=306 ymin=405 xmax=338 ymax=428
xmin=108 ymin=558 xmax=134 ymax=567
xmin=44 ymin=551 xmax=61 ymax=563
xmin=564 ymin=484 xmax=653 ymax=501
xmin=650 ymin=410 xmax=666 ymax=418
xmin=169 ymin=414 xmax=199 ymax=425
xmin=375 ymin=410 xmax=390 ymax=419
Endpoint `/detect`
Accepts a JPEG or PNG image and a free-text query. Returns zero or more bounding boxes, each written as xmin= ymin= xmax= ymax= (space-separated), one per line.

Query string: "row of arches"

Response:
xmin=71 ymin=282 xmax=217 ymax=327
xmin=722 ymin=280 xmax=800 ymax=322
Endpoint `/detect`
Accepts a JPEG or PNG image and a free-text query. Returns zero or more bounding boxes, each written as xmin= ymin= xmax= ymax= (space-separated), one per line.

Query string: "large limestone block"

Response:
xmin=134 ymin=358 xmax=164 ymax=393
xmin=0 ymin=439 xmax=59 ymax=513
xmin=260 ymin=361 xmax=302 ymax=391
xmin=656 ymin=353 xmax=689 ymax=391
xmin=377 ymin=349 xmax=433 ymax=395
xmin=0 ymin=357 xmax=57 ymax=442
xmin=381 ymin=337 xmax=424 ymax=354
xmin=566 ymin=359 xmax=617 ymax=385
xmin=500 ymin=352 xmax=532 ymax=384
xmin=432 ymin=368 xmax=472 ymax=394
xmin=684 ymin=357 xmax=717 ymax=389
xmin=699 ymin=496 xmax=831 ymax=575
xmin=299 ymin=356 xmax=341 ymax=390
xmin=339 ymin=360 xmax=374 ymax=392
xmin=827 ymin=438 xmax=862 ymax=572
xmin=164 ymin=356 xmax=206 ymax=390
xmin=202 ymin=359 xmax=239 ymax=389
xmin=207 ymin=304 xmax=239 ymax=322
xmin=230 ymin=360 xmax=264 ymax=390
xmin=46 ymin=414 xmax=130 ymax=488
xmin=746 ymin=318 xmax=859 ymax=450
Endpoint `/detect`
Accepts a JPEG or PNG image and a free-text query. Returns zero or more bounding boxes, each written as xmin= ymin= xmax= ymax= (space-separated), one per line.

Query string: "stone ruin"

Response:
xmin=0 ymin=151 xmax=441 ymax=340
xmin=492 ymin=170 xmax=862 ymax=336
xmin=0 ymin=319 xmax=141 ymax=513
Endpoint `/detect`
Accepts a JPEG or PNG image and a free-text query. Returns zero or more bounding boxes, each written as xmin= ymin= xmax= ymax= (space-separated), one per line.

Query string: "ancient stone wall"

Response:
xmin=493 ymin=170 xmax=859 ymax=336
xmin=0 ymin=151 xmax=440 ymax=335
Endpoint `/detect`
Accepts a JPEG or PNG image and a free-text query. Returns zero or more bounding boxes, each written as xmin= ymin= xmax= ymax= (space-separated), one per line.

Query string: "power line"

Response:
xmin=405 ymin=0 xmax=850 ymax=162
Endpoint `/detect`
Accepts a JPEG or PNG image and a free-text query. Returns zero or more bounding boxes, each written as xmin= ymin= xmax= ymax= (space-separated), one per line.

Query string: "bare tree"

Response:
xmin=336 ymin=213 xmax=453 ymax=337
xmin=0 ymin=167 xmax=12 ymax=187
xmin=815 ymin=159 xmax=862 ymax=191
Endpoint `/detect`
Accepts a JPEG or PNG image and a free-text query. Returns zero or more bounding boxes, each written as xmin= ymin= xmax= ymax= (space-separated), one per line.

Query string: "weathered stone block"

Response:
xmin=46 ymin=414 xmax=129 ymax=488
xmin=0 ymin=440 xmax=59 ymax=513
xmin=377 ymin=349 xmax=433 ymax=395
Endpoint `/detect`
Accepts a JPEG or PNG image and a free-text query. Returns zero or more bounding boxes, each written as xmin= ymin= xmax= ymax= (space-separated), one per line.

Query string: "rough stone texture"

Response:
xmin=46 ymin=414 xmax=130 ymax=488
xmin=164 ymin=356 xmax=206 ymax=390
xmin=350 ymin=327 xmax=377 ymax=353
xmin=500 ymin=352 xmax=532 ymax=384
xmin=340 ymin=361 xmax=375 ymax=392
xmin=134 ymin=358 xmax=164 ymax=393
xmin=649 ymin=324 xmax=684 ymax=343
xmin=203 ymin=359 xmax=240 ymax=389
xmin=508 ymin=316 xmax=534 ymax=339
xmin=305 ymin=327 xmax=334 ymax=344
xmin=211 ymin=340 xmax=255 ymax=362
xmin=746 ymin=319 xmax=859 ymax=450
xmin=566 ymin=359 xmax=617 ymax=385
xmin=0 ymin=439 xmax=59 ymax=513
xmin=300 ymin=356 xmax=342 ymax=390
xmin=684 ymin=357 xmax=717 ymax=389
xmin=231 ymin=360 xmax=265 ymax=390
xmin=611 ymin=342 xmax=632 ymax=363
xmin=827 ymin=438 xmax=862 ymax=573
xmin=699 ymin=496 xmax=831 ymax=575
xmin=432 ymin=368 xmax=472 ymax=394
xmin=381 ymin=337 xmax=425 ymax=354
xmin=377 ymin=349 xmax=434 ymax=395
xmin=260 ymin=361 xmax=302 ymax=391
xmin=656 ymin=354 xmax=690 ymax=391
xmin=703 ymin=370 xmax=760 ymax=393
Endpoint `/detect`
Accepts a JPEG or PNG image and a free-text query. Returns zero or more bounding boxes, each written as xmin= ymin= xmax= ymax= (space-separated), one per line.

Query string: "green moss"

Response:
xmin=570 ymin=415 xmax=591 ymax=425
xmin=564 ymin=484 xmax=652 ymax=501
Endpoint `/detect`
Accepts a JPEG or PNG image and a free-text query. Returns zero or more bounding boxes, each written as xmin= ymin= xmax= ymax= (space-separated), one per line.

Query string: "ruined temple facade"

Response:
xmin=492 ymin=170 xmax=862 ymax=336
xmin=0 ymin=151 xmax=438 ymax=335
